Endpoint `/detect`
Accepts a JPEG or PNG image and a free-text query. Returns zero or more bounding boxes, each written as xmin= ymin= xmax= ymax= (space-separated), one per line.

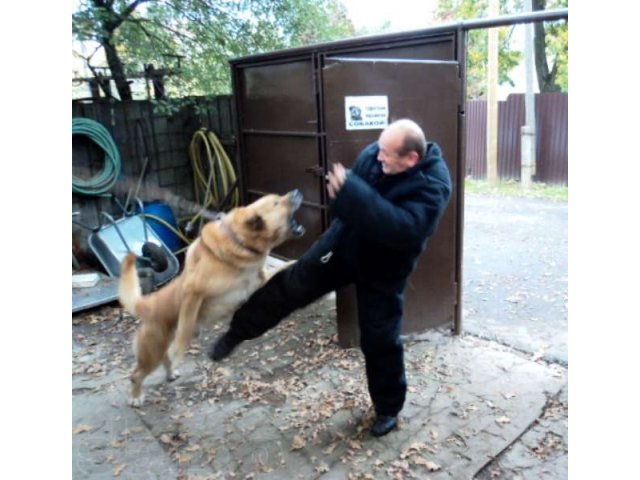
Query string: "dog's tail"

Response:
xmin=119 ymin=253 xmax=142 ymax=316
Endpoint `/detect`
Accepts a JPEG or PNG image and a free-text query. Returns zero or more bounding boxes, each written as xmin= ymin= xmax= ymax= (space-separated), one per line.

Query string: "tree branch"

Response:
xmin=111 ymin=0 xmax=154 ymax=31
xmin=128 ymin=16 xmax=196 ymax=43
xmin=127 ymin=17 xmax=179 ymax=51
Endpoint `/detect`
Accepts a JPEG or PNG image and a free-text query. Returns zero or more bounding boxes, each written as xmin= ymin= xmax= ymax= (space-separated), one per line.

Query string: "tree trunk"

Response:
xmin=91 ymin=0 xmax=144 ymax=101
xmin=532 ymin=0 xmax=561 ymax=92
xmin=102 ymin=35 xmax=133 ymax=100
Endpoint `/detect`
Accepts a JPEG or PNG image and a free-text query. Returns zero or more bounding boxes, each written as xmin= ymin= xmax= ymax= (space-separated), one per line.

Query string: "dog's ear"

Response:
xmin=245 ymin=214 xmax=265 ymax=232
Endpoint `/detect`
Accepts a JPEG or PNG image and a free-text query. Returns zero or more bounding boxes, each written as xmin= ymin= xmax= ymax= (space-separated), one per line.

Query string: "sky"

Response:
xmin=341 ymin=0 xmax=531 ymax=98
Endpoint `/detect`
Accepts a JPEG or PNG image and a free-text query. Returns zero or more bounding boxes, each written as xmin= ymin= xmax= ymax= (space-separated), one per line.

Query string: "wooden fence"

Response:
xmin=464 ymin=93 xmax=568 ymax=185
xmin=72 ymin=96 xmax=235 ymax=261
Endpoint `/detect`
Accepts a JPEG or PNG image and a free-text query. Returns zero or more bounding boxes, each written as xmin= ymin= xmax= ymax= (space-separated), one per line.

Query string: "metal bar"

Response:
xmin=326 ymin=57 xmax=459 ymax=65
xmin=231 ymin=66 xmax=248 ymax=204
xmin=315 ymin=52 xmax=330 ymax=231
xmin=454 ymin=26 xmax=467 ymax=337
xmin=460 ymin=8 xmax=567 ymax=30
xmin=241 ymin=129 xmax=324 ymax=138
xmin=229 ymin=9 xmax=567 ymax=65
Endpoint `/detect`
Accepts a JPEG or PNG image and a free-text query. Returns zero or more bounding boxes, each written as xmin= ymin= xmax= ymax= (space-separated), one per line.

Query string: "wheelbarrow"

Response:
xmin=72 ymin=198 xmax=180 ymax=313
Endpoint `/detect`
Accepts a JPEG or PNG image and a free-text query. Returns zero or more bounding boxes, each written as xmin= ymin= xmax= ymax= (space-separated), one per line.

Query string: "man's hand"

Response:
xmin=327 ymin=163 xmax=347 ymax=199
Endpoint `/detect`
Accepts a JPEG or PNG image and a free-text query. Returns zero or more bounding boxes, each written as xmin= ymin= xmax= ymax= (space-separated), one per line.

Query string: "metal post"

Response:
xmin=521 ymin=0 xmax=537 ymax=188
xmin=486 ymin=0 xmax=500 ymax=186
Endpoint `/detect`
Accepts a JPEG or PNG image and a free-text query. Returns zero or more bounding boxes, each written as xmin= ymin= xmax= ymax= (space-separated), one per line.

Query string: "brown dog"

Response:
xmin=118 ymin=190 xmax=304 ymax=406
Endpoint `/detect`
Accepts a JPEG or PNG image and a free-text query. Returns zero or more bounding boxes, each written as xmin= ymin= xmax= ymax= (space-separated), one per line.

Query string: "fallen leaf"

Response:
xmin=73 ymin=424 xmax=93 ymax=435
xmin=159 ymin=434 xmax=173 ymax=444
xmin=315 ymin=463 xmax=329 ymax=473
xmin=113 ymin=464 xmax=126 ymax=476
xmin=323 ymin=442 xmax=338 ymax=455
xmin=292 ymin=435 xmax=306 ymax=450
xmin=495 ymin=416 xmax=511 ymax=425
xmin=175 ymin=453 xmax=192 ymax=464
xmin=348 ymin=440 xmax=362 ymax=450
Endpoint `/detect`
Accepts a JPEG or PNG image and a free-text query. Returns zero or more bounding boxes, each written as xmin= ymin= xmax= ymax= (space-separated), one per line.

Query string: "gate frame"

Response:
xmin=229 ymin=8 xmax=569 ymax=336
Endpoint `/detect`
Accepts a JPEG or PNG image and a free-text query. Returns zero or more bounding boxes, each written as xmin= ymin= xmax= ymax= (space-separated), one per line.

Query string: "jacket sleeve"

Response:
xmin=330 ymin=170 xmax=452 ymax=248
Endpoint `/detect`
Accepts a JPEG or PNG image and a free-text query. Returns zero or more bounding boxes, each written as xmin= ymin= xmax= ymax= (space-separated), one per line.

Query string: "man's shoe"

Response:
xmin=371 ymin=415 xmax=398 ymax=437
xmin=208 ymin=332 xmax=242 ymax=361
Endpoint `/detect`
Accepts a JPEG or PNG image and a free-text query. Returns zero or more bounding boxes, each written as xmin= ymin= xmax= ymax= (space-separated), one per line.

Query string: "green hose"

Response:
xmin=72 ymin=117 xmax=122 ymax=195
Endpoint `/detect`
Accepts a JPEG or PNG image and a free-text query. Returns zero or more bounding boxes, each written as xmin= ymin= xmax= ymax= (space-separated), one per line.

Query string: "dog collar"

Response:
xmin=220 ymin=220 xmax=263 ymax=256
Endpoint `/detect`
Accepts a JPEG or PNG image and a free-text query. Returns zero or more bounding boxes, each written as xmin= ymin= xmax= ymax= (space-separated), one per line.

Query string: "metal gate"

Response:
xmin=232 ymin=32 xmax=465 ymax=346
xmin=321 ymin=57 xmax=461 ymax=343
xmin=230 ymin=9 xmax=568 ymax=345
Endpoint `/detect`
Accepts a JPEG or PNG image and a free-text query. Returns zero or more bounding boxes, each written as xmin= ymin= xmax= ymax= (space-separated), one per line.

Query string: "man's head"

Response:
xmin=376 ymin=119 xmax=427 ymax=175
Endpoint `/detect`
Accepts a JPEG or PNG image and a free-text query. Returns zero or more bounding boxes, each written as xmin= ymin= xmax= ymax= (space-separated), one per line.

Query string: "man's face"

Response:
xmin=376 ymin=127 xmax=418 ymax=175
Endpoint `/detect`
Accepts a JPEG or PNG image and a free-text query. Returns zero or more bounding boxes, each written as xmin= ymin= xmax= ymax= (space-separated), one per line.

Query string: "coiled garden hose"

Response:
xmin=72 ymin=117 xmax=122 ymax=195
xmin=188 ymin=128 xmax=239 ymax=223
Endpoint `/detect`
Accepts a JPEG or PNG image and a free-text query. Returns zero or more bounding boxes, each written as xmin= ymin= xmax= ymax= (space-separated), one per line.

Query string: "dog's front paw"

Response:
xmin=128 ymin=395 xmax=145 ymax=408
xmin=166 ymin=370 xmax=180 ymax=382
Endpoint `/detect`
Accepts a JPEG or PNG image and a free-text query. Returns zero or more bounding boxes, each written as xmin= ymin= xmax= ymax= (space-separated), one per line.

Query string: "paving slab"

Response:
xmin=73 ymin=296 xmax=566 ymax=479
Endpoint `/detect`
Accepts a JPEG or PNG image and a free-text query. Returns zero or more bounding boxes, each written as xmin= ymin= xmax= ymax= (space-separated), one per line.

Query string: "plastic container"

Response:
xmin=140 ymin=201 xmax=181 ymax=252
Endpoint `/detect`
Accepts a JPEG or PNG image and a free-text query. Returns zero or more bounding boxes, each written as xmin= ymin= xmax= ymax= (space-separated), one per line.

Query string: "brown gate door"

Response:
xmin=321 ymin=57 xmax=461 ymax=346
xmin=235 ymin=58 xmax=325 ymax=259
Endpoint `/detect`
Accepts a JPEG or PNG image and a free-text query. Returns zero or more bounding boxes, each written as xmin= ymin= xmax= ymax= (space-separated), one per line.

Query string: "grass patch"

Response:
xmin=464 ymin=178 xmax=568 ymax=201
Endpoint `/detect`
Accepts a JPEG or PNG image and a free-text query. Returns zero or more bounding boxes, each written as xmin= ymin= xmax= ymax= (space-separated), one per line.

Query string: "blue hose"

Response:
xmin=72 ymin=117 xmax=122 ymax=195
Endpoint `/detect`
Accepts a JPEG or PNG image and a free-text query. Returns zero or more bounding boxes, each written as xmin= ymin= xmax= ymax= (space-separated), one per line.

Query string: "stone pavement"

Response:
xmin=73 ymin=292 xmax=568 ymax=479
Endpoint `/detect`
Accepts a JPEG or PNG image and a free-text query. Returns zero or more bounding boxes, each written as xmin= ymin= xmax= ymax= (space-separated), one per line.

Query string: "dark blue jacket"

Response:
xmin=325 ymin=141 xmax=452 ymax=283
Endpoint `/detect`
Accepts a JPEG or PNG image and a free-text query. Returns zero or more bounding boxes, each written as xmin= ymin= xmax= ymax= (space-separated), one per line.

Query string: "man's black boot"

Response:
xmin=208 ymin=331 xmax=242 ymax=361
xmin=371 ymin=415 xmax=398 ymax=437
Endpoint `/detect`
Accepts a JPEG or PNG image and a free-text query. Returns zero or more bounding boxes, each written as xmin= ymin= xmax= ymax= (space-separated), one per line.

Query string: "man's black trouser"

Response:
xmin=225 ymin=239 xmax=408 ymax=417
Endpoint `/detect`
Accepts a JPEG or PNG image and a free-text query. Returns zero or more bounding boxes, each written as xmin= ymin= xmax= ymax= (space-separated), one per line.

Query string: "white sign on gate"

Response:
xmin=344 ymin=96 xmax=389 ymax=131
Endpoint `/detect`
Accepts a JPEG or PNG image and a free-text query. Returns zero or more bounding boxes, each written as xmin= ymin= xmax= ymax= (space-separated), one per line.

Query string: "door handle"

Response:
xmin=305 ymin=165 xmax=324 ymax=178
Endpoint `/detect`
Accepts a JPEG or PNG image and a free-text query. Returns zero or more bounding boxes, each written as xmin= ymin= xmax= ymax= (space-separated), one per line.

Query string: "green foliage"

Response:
xmin=544 ymin=0 xmax=568 ymax=92
xmin=435 ymin=0 xmax=568 ymax=96
xmin=72 ymin=0 xmax=355 ymax=98
xmin=435 ymin=0 xmax=523 ymax=99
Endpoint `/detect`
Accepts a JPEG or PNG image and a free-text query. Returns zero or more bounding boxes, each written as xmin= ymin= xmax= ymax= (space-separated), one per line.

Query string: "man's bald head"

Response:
xmin=377 ymin=119 xmax=427 ymax=175
xmin=386 ymin=119 xmax=427 ymax=160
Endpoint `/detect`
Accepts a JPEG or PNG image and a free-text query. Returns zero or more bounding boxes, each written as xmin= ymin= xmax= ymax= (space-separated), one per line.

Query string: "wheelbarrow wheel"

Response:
xmin=141 ymin=242 xmax=169 ymax=273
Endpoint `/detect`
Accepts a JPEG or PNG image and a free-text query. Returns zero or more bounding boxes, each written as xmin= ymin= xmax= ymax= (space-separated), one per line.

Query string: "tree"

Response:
xmin=532 ymin=0 xmax=568 ymax=92
xmin=72 ymin=0 xmax=355 ymax=100
xmin=435 ymin=0 xmax=524 ymax=99
xmin=434 ymin=0 xmax=567 ymax=97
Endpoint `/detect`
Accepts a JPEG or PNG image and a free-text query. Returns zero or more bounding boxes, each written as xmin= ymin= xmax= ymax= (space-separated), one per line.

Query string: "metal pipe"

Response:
xmin=459 ymin=8 xmax=567 ymax=30
xmin=229 ymin=9 xmax=568 ymax=65
xmin=241 ymin=129 xmax=322 ymax=138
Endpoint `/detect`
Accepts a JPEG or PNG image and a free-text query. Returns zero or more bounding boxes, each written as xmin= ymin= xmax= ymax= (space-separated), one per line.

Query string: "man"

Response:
xmin=208 ymin=119 xmax=452 ymax=437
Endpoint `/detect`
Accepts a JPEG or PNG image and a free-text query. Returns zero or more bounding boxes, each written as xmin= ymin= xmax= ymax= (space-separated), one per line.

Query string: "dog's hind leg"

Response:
xmin=163 ymin=354 xmax=180 ymax=382
xmin=129 ymin=364 xmax=153 ymax=407
xmin=129 ymin=327 xmax=164 ymax=407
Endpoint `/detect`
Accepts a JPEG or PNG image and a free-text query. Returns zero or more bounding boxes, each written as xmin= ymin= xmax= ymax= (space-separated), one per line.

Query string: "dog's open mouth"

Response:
xmin=289 ymin=189 xmax=306 ymax=237
xmin=290 ymin=218 xmax=305 ymax=237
